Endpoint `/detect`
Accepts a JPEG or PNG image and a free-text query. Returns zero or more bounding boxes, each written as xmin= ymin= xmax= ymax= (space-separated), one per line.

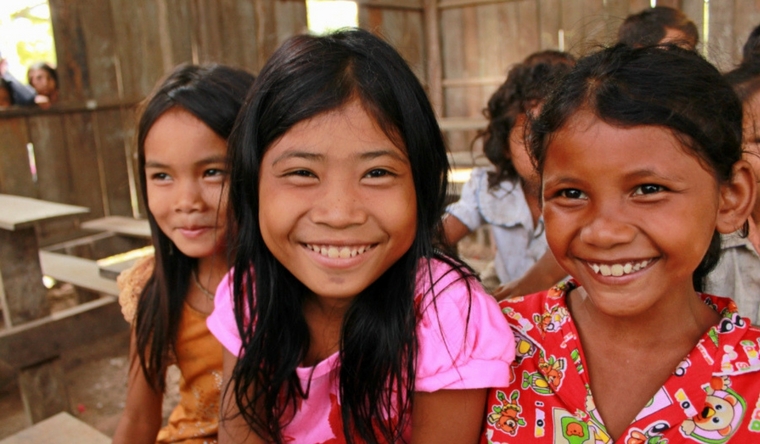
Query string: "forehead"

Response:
xmin=265 ymin=100 xmax=406 ymax=160
xmin=545 ymin=110 xmax=708 ymax=176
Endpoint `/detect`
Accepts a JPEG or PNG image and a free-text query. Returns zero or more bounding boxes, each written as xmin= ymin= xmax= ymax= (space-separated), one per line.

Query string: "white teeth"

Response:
xmin=306 ymin=244 xmax=373 ymax=259
xmin=589 ymin=260 xmax=651 ymax=277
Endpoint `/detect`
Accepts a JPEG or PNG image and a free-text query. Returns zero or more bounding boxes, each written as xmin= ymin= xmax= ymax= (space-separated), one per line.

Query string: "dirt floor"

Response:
xmin=0 ymin=231 xmax=493 ymax=440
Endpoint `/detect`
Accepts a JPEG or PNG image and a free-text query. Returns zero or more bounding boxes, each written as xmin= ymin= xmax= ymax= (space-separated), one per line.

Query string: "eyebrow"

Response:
xmin=144 ymin=154 xmax=226 ymax=169
xmin=271 ymin=149 xmax=407 ymax=166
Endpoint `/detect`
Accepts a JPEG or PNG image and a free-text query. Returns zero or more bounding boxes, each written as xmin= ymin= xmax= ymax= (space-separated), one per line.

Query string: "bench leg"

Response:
xmin=0 ymin=227 xmax=49 ymax=326
xmin=18 ymin=356 xmax=71 ymax=424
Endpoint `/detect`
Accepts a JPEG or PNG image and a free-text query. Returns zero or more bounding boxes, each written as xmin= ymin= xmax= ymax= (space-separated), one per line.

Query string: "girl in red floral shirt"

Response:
xmin=483 ymin=44 xmax=760 ymax=444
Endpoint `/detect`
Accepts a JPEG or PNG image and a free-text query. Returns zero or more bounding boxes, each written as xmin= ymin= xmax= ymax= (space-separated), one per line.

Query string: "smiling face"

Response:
xmin=258 ymin=99 xmax=417 ymax=305
xmin=144 ymin=108 xmax=228 ymax=259
xmin=541 ymin=110 xmax=723 ymax=318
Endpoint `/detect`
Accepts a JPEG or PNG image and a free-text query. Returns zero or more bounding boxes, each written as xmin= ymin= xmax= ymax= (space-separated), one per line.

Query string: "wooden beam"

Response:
xmin=356 ymin=0 xmax=424 ymax=10
xmin=438 ymin=0 xmax=520 ymax=10
xmin=439 ymin=117 xmax=488 ymax=131
xmin=0 ymin=296 xmax=128 ymax=370
xmin=424 ymin=0 xmax=443 ymax=117
xmin=443 ymin=76 xmax=505 ymax=87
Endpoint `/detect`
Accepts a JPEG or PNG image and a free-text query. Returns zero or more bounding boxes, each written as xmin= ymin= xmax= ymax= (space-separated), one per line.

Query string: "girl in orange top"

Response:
xmin=112 ymin=64 xmax=254 ymax=444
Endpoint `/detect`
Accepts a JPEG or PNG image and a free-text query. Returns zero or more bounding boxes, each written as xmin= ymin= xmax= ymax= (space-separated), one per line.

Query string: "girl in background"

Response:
xmin=27 ymin=62 xmax=58 ymax=108
xmin=443 ymin=51 xmax=574 ymax=299
xmin=208 ymin=29 xmax=514 ymax=444
xmin=484 ymin=45 xmax=759 ymax=443
xmin=113 ymin=64 xmax=254 ymax=444
xmin=711 ymin=24 xmax=760 ymax=324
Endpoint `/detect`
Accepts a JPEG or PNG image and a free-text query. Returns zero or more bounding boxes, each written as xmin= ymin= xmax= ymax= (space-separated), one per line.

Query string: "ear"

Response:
xmin=716 ymin=160 xmax=756 ymax=234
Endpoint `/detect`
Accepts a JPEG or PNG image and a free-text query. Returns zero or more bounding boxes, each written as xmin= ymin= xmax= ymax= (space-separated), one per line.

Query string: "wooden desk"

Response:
xmin=0 ymin=412 xmax=109 ymax=444
xmin=0 ymin=194 xmax=88 ymax=327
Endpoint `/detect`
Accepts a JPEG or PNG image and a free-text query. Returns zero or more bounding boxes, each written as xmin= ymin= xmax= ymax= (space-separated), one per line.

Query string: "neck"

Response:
xmin=568 ymin=286 xmax=718 ymax=349
xmin=195 ymin=251 xmax=227 ymax=290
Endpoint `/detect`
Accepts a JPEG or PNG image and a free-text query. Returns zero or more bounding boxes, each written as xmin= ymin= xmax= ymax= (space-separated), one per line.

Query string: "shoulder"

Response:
xmin=499 ymin=281 xmax=573 ymax=340
xmin=414 ymin=257 xmax=515 ymax=391
xmin=116 ymin=255 xmax=155 ymax=324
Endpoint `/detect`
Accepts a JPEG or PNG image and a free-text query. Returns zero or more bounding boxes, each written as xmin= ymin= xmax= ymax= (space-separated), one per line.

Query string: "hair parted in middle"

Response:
xmin=226 ymin=28 xmax=469 ymax=443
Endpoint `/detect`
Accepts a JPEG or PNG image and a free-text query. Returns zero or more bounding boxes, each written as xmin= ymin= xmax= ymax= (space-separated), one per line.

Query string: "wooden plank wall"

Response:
xmin=361 ymin=0 xmax=760 ymax=162
xmin=0 ymin=0 xmax=306 ymax=244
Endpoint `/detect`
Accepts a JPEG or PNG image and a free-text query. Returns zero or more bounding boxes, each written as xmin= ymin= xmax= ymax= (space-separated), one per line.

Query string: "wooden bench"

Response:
xmin=0 ymin=412 xmax=109 ymax=444
xmin=38 ymin=250 xmax=118 ymax=296
xmin=81 ymin=215 xmax=151 ymax=239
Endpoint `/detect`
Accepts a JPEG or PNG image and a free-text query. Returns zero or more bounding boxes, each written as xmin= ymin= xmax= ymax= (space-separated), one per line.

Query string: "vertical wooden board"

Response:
xmin=62 ymin=113 xmax=104 ymax=218
xmin=194 ymin=0 xmax=224 ymax=64
xmin=28 ymin=115 xmax=71 ymax=204
xmin=218 ymin=0 xmax=254 ymax=70
xmin=164 ymin=0 xmax=195 ymax=66
xmin=217 ymin=0 xmax=242 ymax=66
xmin=94 ymin=109 xmax=134 ymax=217
xmin=707 ymin=0 xmax=735 ymax=71
xmin=48 ymin=0 xmax=89 ymax=102
xmin=371 ymin=8 xmax=426 ymax=82
xmin=249 ymin=0 xmax=279 ymax=70
xmin=627 ymin=0 xmax=649 ymax=14
xmin=0 ymin=118 xmax=35 ymax=197
xmin=274 ymin=0 xmax=308 ymax=53
xmin=517 ymin=0 xmax=541 ymax=58
xmin=732 ymin=0 xmax=760 ymax=65
xmin=475 ymin=3 xmax=503 ymax=78
xmin=462 ymin=6 xmax=481 ymax=118
xmin=538 ymin=0 xmax=562 ymax=50
xmin=78 ymin=0 xmax=120 ymax=102
xmin=681 ymin=0 xmax=705 ymax=51
xmin=561 ymin=0 xmax=587 ymax=55
xmin=120 ymin=105 xmax=145 ymax=218
xmin=109 ymin=0 xmax=165 ymax=99
xmin=602 ymin=0 xmax=630 ymax=42
xmin=441 ymin=7 xmax=468 ymax=152
xmin=581 ymin=0 xmax=609 ymax=49
xmin=656 ymin=0 xmax=678 ymax=8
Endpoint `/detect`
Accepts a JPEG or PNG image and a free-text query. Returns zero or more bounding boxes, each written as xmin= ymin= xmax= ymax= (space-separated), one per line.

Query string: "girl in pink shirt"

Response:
xmin=207 ymin=29 xmax=515 ymax=444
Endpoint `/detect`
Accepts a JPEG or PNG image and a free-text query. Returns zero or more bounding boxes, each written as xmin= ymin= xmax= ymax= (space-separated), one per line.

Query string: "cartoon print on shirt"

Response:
xmin=674 ymin=357 xmax=691 ymax=377
xmin=550 ymin=407 xmax=601 ymax=444
xmin=621 ymin=421 xmax=670 ymax=444
xmin=487 ymin=390 xmax=526 ymax=436
xmin=522 ymin=351 xmax=568 ymax=395
xmin=533 ymin=305 xmax=570 ymax=336
xmin=513 ymin=329 xmax=537 ymax=365
xmin=680 ymin=377 xmax=746 ymax=443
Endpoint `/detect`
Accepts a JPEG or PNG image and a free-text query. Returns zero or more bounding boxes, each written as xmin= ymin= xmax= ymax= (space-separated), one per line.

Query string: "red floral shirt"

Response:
xmin=482 ymin=280 xmax=760 ymax=444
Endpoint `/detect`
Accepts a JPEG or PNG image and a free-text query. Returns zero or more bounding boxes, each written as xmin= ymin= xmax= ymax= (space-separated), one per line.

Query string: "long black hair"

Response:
xmin=134 ymin=63 xmax=254 ymax=391
xmin=530 ymin=44 xmax=744 ymax=292
xmin=227 ymin=29 xmax=468 ymax=443
xmin=480 ymin=50 xmax=575 ymax=188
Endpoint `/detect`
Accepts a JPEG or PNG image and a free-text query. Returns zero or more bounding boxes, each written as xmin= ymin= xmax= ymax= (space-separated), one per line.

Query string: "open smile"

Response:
xmin=585 ymin=258 xmax=657 ymax=277
xmin=304 ymin=243 xmax=377 ymax=259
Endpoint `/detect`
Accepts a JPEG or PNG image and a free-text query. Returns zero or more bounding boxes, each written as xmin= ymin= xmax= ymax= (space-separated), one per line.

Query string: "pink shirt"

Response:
xmin=207 ymin=259 xmax=515 ymax=442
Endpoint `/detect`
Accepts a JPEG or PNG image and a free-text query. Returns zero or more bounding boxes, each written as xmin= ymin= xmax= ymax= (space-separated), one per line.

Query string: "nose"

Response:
xmin=310 ymin=177 xmax=367 ymax=228
xmin=579 ymin=201 xmax=636 ymax=248
xmin=173 ymin=179 xmax=204 ymax=213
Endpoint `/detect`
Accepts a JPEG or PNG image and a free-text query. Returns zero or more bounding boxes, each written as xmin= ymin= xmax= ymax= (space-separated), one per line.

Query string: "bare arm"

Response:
xmin=442 ymin=214 xmax=472 ymax=246
xmin=411 ymin=389 xmax=487 ymax=444
xmin=219 ymin=348 xmax=265 ymax=444
xmin=492 ymin=249 xmax=566 ymax=301
xmin=112 ymin=329 xmax=163 ymax=444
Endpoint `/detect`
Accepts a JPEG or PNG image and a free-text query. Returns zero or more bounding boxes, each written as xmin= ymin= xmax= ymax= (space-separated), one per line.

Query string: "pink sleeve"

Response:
xmin=206 ymin=271 xmax=243 ymax=356
xmin=414 ymin=260 xmax=515 ymax=392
